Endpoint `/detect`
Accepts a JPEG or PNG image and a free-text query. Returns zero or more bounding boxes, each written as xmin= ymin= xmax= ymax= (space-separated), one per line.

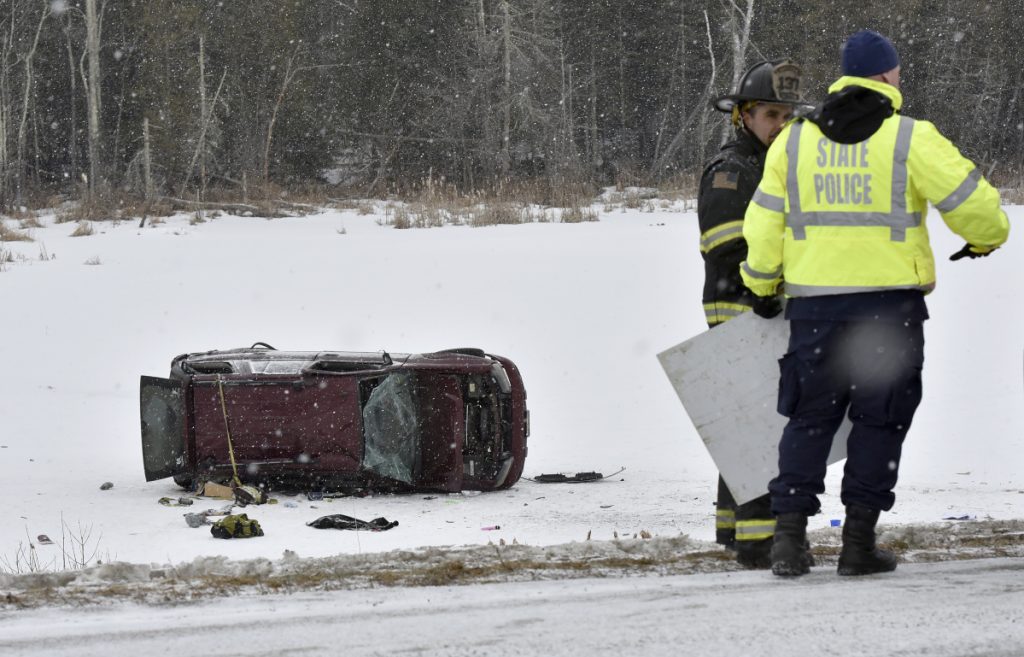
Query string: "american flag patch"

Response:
xmin=712 ymin=171 xmax=739 ymax=190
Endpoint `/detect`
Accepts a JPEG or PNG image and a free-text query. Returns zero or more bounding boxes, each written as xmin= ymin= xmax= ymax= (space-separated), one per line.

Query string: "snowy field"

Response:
xmin=0 ymin=200 xmax=1021 ymax=652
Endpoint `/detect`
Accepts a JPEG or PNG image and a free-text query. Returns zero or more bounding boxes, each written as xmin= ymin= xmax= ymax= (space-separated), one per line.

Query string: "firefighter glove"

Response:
xmin=751 ymin=294 xmax=783 ymax=319
xmin=949 ymin=243 xmax=997 ymax=261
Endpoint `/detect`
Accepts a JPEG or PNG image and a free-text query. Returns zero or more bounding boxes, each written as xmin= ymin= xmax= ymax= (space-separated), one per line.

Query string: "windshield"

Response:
xmin=360 ymin=373 xmax=420 ymax=484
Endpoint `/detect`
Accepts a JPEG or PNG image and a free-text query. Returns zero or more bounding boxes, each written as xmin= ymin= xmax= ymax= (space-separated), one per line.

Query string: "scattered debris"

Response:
xmin=307 ymin=491 xmax=354 ymax=501
xmin=158 ymin=497 xmax=194 ymax=507
xmin=99 ymin=482 xmax=113 ymax=490
xmin=211 ymin=514 xmax=264 ymax=539
xmin=184 ymin=513 xmax=209 ymax=528
xmin=307 ymin=514 xmax=398 ymax=531
xmin=233 ymin=485 xmax=268 ymax=506
xmin=200 ymin=481 xmax=235 ymax=500
xmin=527 ymin=467 xmax=626 ymax=484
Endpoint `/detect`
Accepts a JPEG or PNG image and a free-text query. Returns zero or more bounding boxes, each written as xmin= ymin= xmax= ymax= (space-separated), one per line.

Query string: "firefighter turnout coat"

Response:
xmin=698 ymin=129 xmax=766 ymax=326
xmin=741 ymin=76 xmax=1010 ymax=298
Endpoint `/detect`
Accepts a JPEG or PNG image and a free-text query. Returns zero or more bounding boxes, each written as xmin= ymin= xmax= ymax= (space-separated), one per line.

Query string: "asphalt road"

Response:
xmin=2 ymin=558 xmax=1023 ymax=657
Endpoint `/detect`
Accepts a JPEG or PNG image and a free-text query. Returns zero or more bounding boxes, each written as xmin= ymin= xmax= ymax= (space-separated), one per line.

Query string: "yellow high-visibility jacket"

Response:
xmin=740 ymin=76 xmax=1010 ymax=298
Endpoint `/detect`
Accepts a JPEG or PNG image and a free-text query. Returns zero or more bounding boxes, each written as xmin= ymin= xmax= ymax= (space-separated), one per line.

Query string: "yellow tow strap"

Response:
xmin=216 ymin=375 xmax=243 ymax=487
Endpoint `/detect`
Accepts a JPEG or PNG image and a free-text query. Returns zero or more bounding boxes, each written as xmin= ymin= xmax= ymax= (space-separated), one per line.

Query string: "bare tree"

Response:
xmin=81 ymin=0 xmax=103 ymax=197
xmin=650 ymin=9 xmax=719 ymax=178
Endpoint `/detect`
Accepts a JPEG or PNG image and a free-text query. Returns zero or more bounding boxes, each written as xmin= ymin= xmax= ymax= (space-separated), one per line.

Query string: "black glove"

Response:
xmin=751 ymin=294 xmax=783 ymax=319
xmin=949 ymin=243 xmax=997 ymax=261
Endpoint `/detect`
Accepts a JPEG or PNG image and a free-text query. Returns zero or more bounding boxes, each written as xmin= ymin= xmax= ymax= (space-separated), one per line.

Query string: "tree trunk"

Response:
xmin=84 ymin=0 xmax=102 ymax=197
xmin=723 ymin=0 xmax=754 ymax=144
xmin=198 ymin=35 xmax=207 ymax=197
xmin=15 ymin=1 xmax=49 ymax=204
xmin=263 ymin=47 xmax=303 ymax=187
xmin=499 ymin=0 xmax=512 ymax=176
xmin=143 ymin=117 xmax=152 ymax=200
xmin=63 ymin=19 xmax=78 ymax=186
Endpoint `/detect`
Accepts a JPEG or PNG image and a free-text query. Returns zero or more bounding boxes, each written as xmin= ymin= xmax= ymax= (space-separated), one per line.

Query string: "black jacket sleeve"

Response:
xmin=696 ymin=154 xmax=761 ymax=317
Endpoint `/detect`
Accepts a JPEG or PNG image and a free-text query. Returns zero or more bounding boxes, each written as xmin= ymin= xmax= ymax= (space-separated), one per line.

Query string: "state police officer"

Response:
xmin=741 ymin=30 xmax=1010 ymax=577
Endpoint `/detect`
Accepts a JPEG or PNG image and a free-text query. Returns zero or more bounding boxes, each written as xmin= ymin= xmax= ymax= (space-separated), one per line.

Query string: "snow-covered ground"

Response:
xmin=0 ymin=201 xmax=1021 ymax=652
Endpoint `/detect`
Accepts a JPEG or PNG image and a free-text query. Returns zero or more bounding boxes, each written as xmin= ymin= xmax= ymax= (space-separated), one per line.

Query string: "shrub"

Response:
xmin=70 ymin=221 xmax=94 ymax=237
xmin=392 ymin=205 xmax=411 ymax=229
xmin=561 ymin=205 xmax=600 ymax=223
xmin=471 ymin=203 xmax=523 ymax=227
xmin=0 ymin=222 xmax=33 ymax=242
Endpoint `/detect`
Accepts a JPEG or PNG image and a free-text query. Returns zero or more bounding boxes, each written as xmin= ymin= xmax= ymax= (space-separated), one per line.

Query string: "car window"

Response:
xmin=361 ymin=373 xmax=419 ymax=484
xmin=250 ymin=360 xmax=310 ymax=375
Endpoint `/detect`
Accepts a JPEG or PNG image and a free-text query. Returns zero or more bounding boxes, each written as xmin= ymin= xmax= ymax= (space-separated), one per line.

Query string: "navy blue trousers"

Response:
xmin=769 ymin=319 xmax=925 ymax=515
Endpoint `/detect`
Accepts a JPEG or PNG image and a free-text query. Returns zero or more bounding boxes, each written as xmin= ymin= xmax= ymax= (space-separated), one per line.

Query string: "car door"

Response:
xmin=139 ymin=376 xmax=188 ymax=481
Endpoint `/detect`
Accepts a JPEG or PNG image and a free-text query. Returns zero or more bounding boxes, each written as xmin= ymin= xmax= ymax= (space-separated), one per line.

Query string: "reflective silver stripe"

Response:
xmin=785 ymin=209 xmax=922 ymax=236
xmin=700 ymin=222 xmax=744 ymax=251
xmin=787 ymin=116 xmax=921 ymax=242
xmin=742 ymin=261 xmax=782 ymax=280
xmin=752 ymin=188 xmax=785 ymax=212
xmin=935 ymin=168 xmax=982 ymax=213
xmin=784 ymin=282 xmax=936 ymax=297
xmin=785 ymin=121 xmax=804 ymax=221
xmin=889 ymin=115 xmax=916 ymax=241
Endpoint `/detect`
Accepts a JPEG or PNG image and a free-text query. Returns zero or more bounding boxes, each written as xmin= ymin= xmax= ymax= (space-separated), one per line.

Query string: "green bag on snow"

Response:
xmin=210 ymin=513 xmax=264 ymax=539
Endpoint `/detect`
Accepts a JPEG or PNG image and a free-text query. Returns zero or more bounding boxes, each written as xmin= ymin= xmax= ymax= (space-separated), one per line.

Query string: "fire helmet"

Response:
xmin=713 ymin=59 xmax=805 ymax=113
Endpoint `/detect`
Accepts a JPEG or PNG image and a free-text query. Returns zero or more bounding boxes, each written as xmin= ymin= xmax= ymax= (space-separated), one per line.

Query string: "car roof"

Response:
xmin=180 ymin=348 xmax=494 ymax=376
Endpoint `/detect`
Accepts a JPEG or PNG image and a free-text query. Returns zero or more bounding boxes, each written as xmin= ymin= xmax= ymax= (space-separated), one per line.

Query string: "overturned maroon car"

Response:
xmin=140 ymin=345 xmax=529 ymax=493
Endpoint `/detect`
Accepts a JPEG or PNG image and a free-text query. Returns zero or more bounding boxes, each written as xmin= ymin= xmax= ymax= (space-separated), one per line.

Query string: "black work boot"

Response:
xmin=771 ymin=513 xmax=810 ymax=577
xmin=735 ymin=538 xmax=772 ymax=569
xmin=837 ymin=505 xmax=898 ymax=576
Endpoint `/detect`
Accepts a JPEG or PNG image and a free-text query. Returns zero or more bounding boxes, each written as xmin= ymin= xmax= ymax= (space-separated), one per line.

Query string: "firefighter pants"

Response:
xmin=769 ymin=318 xmax=924 ymax=515
xmin=717 ymin=476 xmax=773 ymax=546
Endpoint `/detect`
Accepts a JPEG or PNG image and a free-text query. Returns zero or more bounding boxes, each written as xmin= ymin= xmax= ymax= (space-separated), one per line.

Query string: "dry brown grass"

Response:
xmin=69 ymin=221 xmax=94 ymax=237
xmin=656 ymin=170 xmax=700 ymax=201
xmin=470 ymin=202 xmax=523 ymax=226
xmin=1000 ymin=186 xmax=1024 ymax=205
xmin=561 ymin=204 xmax=600 ymax=223
xmin=56 ymin=194 xmax=116 ymax=223
xmin=0 ymin=222 xmax=33 ymax=242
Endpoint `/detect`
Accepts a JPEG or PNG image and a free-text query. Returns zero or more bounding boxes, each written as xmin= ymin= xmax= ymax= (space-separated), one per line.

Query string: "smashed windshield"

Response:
xmin=361 ymin=373 xmax=420 ymax=484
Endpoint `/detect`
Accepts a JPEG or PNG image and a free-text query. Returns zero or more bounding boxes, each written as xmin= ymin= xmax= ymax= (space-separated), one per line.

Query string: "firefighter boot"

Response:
xmin=771 ymin=513 xmax=810 ymax=577
xmin=735 ymin=538 xmax=772 ymax=569
xmin=837 ymin=505 xmax=898 ymax=576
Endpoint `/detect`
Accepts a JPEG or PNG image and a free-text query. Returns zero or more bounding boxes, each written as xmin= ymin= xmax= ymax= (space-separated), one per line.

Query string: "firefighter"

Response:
xmin=698 ymin=59 xmax=806 ymax=569
xmin=740 ymin=30 xmax=1010 ymax=577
